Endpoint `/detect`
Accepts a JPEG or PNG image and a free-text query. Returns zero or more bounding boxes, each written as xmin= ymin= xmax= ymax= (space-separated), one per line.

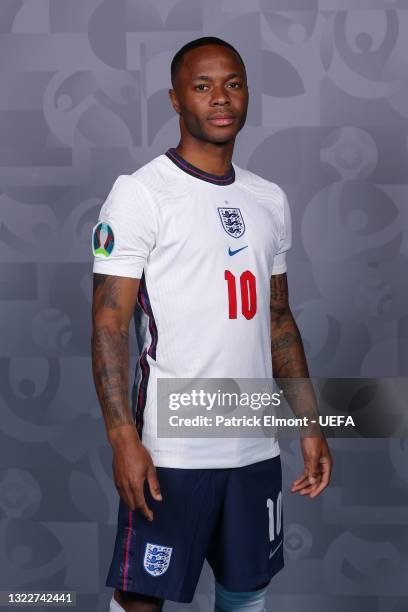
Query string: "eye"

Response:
xmin=195 ymin=84 xmax=209 ymax=91
xmin=228 ymin=82 xmax=241 ymax=88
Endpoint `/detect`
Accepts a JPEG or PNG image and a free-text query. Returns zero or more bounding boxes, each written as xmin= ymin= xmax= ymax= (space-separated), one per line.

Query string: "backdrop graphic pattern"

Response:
xmin=0 ymin=1 xmax=407 ymax=610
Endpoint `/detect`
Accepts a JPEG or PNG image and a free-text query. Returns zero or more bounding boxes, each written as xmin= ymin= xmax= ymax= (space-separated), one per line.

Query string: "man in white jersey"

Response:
xmin=91 ymin=36 xmax=333 ymax=612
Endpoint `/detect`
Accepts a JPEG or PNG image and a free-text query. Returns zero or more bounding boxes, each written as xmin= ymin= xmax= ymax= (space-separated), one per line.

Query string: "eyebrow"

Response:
xmin=192 ymin=72 xmax=241 ymax=81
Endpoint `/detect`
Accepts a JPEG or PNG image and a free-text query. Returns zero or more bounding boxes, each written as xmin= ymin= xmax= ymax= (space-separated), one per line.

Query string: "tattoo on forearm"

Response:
xmin=270 ymin=273 xmax=320 ymax=428
xmin=270 ymin=273 xmax=308 ymax=377
xmin=270 ymin=331 xmax=297 ymax=352
xmin=91 ymin=274 xmax=134 ymax=431
xmin=92 ymin=325 xmax=134 ymax=431
xmin=270 ymin=273 xmax=288 ymax=318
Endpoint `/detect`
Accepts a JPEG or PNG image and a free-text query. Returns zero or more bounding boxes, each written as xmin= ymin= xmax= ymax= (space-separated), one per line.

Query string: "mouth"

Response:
xmin=208 ymin=114 xmax=236 ymax=126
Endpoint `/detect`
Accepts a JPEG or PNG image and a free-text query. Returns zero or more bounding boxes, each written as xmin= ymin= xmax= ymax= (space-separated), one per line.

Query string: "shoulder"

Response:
xmin=234 ymin=163 xmax=287 ymax=212
xmin=104 ymin=153 xmax=171 ymax=195
xmin=130 ymin=153 xmax=181 ymax=200
xmin=104 ymin=155 xmax=171 ymax=215
xmin=99 ymin=172 xmax=160 ymax=228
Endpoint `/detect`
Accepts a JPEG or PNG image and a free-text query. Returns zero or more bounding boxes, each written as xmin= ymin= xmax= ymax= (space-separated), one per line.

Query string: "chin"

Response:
xmin=204 ymin=129 xmax=238 ymax=144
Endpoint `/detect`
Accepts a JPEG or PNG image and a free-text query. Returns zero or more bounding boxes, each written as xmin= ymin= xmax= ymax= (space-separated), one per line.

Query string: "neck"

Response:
xmin=174 ymin=139 xmax=234 ymax=176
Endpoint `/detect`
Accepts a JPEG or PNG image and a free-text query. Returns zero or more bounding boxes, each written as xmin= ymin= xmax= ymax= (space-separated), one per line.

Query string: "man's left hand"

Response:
xmin=291 ymin=436 xmax=333 ymax=499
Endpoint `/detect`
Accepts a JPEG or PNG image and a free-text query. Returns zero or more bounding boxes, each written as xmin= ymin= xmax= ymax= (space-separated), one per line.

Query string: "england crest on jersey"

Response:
xmin=143 ymin=542 xmax=173 ymax=577
xmin=218 ymin=207 xmax=245 ymax=239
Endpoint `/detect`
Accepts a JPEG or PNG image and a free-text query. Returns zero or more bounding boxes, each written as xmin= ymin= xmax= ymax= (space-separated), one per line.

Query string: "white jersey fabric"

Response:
xmin=92 ymin=148 xmax=292 ymax=468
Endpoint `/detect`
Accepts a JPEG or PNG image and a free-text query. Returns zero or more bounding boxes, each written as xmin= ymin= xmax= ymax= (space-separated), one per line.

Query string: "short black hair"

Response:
xmin=170 ymin=36 xmax=246 ymax=87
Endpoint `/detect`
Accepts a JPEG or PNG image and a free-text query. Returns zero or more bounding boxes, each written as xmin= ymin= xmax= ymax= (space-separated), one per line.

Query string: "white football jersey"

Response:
xmin=92 ymin=148 xmax=292 ymax=468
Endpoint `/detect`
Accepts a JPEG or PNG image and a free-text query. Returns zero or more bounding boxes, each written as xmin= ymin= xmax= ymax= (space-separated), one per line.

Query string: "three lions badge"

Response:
xmin=218 ymin=207 xmax=245 ymax=238
xmin=143 ymin=543 xmax=173 ymax=577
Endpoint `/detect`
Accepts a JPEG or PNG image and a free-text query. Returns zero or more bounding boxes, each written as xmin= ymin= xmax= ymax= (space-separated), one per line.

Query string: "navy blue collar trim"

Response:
xmin=165 ymin=148 xmax=235 ymax=185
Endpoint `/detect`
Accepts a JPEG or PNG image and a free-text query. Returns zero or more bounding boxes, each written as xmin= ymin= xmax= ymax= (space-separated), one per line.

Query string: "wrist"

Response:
xmin=108 ymin=423 xmax=141 ymax=448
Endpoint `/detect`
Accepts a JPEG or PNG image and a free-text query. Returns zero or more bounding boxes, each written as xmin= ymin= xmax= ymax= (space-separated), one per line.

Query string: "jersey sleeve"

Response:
xmin=271 ymin=187 xmax=292 ymax=275
xmin=92 ymin=175 xmax=158 ymax=279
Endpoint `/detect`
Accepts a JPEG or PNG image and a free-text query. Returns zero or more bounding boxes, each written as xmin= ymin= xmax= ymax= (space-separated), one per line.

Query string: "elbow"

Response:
xmin=91 ymin=314 xmax=130 ymax=349
xmin=92 ymin=315 xmax=128 ymax=334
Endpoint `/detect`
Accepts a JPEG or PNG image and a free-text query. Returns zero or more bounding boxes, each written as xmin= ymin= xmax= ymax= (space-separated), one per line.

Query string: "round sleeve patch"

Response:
xmin=92 ymin=221 xmax=115 ymax=257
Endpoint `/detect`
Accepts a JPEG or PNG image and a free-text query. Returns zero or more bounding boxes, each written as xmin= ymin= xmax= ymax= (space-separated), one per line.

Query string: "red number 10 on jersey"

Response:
xmin=224 ymin=270 xmax=257 ymax=320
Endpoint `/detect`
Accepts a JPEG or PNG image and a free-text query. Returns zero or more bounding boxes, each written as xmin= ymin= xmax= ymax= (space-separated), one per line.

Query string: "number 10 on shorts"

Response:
xmin=267 ymin=490 xmax=282 ymax=542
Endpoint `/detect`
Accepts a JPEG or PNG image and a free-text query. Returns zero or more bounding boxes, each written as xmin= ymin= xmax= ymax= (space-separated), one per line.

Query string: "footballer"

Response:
xmin=91 ymin=36 xmax=333 ymax=612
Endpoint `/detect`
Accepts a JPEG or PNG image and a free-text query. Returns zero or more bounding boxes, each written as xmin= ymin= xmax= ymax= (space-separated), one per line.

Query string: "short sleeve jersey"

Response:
xmin=92 ymin=148 xmax=292 ymax=469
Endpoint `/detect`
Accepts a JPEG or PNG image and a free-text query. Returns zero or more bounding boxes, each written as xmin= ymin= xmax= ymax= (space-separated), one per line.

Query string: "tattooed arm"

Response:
xmin=91 ymin=273 xmax=162 ymax=518
xmin=270 ymin=272 xmax=315 ymax=413
xmin=270 ymin=272 xmax=333 ymax=498
xmin=91 ymin=273 xmax=139 ymax=434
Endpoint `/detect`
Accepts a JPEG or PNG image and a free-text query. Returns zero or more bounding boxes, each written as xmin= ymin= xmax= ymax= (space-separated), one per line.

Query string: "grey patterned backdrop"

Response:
xmin=0 ymin=1 xmax=407 ymax=611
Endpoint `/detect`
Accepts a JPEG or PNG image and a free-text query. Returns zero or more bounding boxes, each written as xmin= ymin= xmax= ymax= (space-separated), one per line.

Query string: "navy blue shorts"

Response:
xmin=106 ymin=454 xmax=284 ymax=603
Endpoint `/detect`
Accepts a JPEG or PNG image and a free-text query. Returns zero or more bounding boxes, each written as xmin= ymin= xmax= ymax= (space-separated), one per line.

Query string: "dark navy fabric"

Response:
xmin=106 ymin=455 xmax=284 ymax=604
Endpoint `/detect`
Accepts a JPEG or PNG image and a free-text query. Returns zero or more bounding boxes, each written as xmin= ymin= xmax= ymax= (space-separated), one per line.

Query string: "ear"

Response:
xmin=168 ymin=88 xmax=181 ymax=115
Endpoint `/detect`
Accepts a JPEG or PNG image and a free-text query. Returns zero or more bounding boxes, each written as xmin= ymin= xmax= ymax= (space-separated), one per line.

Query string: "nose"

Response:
xmin=210 ymin=83 xmax=230 ymax=106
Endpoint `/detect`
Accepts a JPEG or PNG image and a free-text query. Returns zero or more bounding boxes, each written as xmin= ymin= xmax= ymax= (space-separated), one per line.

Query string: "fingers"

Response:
xmin=298 ymin=478 xmax=323 ymax=496
xmin=291 ymin=457 xmax=332 ymax=498
xmin=118 ymin=466 xmax=162 ymax=521
xmin=291 ymin=472 xmax=308 ymax=492
xmin=291 ymin=469 xmax=318 ymax=490
xmin=292 ymin=474 xmax=322 ymax=497
xmin=135 ymin=487 xmax=154 ymax=521
xmin=147 ymin=465 xmax=163 ymax=502
xmin=308 ymin=469 xmax=330 ymax=498
xmin=307 ymin=454 xmax=322 ymax=485
xmin=307 ymin=457 xmax=331 ymax=498
xmin=119 ymin=482 xmax=154 ymax=521
xmin=112 ymin=445 xmax=161 ymax=520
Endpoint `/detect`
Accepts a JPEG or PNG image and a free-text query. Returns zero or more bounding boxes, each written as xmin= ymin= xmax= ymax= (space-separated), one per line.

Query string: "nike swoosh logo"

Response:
xmin=269 ymin=540 xmax=283 ymax=559
xmin=228 ymin=245 xmax=248 ymax=256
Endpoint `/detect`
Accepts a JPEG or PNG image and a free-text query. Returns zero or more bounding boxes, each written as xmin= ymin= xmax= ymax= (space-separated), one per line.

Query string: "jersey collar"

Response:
xmin=165 ymin=147 xmax=235 ymax=186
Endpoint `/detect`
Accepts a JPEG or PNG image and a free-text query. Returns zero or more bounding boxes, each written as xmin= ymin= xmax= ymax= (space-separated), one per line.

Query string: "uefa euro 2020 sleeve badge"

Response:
xmin=92 ymin=221 xmax=115 ymax=257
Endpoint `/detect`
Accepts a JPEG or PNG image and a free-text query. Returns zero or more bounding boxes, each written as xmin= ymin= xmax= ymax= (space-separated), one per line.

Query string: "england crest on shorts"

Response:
xmin=218 ymin=207 xmax=245 ymax=239
xmin=143 ymin=542 xmax=173 ymax=577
